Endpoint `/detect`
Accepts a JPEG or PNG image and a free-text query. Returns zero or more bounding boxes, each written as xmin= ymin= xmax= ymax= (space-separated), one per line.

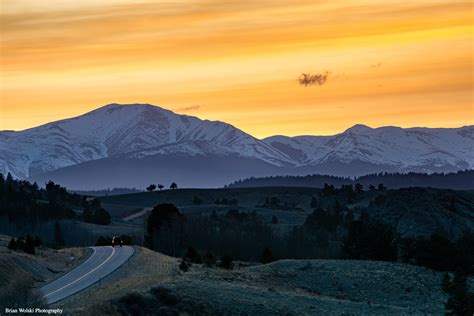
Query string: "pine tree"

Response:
xmin=261 ymin=247 xmax=275 ymax=264
xmin=93 ymin=208 xmax=111 ymax=225
xmin=16 ymin=237 xmax=25 ymax=251
xmin=445 ymin=271 xmax=473 ymax=315
xmin=179 ymin=259 xmax=190 ymax=272
xmin=95 ymin=236 xmax=109 ymax=246
xmin=184 ymin=247 xmax=202 ymax=264
xmin=271 ymin=215 xmax=279 ymax=224
xmin=33 ymin=236 xmax=43 ymax=247
xmin=54 ymin=221 xmax=65 ymax=247
xmin=310 ymin=196 xmax=318 ymax=208
xmin=23 ymin=235 xmax=35 ymax=255
xmin=83 ymin=208 xmax=93 ymax=223
xmin=442 ymin=273 xmax=452 ymax=293
xmin=7 ymin=237 xmax=17 ymax=251
xmin=219 ymin=255 xmax=233 ymax=270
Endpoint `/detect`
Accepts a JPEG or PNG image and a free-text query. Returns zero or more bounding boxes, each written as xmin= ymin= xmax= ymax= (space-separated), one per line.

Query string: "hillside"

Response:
xmin=63 ymin=253 xmax=456 ymax=315
xmin=99 ymin=186 xmax=474 ymax=238
xmin=99 ymin=187 xmax=317 ymax=226
xmin=227 ymin=170 xmax=474 ymax=190
xmin=362 ymin=187 xmax=474 ymax=237
xmin=0 ymin=234 xmax=87 ymax=308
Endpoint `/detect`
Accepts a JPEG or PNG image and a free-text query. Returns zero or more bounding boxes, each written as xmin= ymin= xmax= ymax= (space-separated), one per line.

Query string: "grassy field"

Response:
xmin=100 ymin=187 xmax=321 ymax=227
xmin=57 ymin=246 xmax=462 ymax=315
xmin=165 ymin=259 xmax=450 ymax=315
xmin=57 ymin=247 xmax=178 ymax=315
xmin=100 ymin=187 xmax=319 ymax=211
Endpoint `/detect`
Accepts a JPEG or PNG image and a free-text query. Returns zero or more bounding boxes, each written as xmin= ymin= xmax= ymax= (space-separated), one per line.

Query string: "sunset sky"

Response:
xmin=1 ymin=0 xmax=472 ymax=138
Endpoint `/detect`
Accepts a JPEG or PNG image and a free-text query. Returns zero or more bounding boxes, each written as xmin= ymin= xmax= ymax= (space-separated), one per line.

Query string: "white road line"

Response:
xmin=43 ymin=247 xmax=98 ymax=290
xmin=44 ymin=246 xmax=116 ymax=298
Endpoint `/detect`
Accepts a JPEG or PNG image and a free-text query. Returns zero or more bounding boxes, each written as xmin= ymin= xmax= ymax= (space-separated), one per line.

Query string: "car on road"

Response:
xmin=112 ymin=236 xmax=123 ymax=247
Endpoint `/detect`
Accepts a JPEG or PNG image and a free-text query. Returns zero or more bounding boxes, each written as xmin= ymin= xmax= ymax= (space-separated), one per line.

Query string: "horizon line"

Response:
xmin=1 ymin=102 xmax=472 ymax=138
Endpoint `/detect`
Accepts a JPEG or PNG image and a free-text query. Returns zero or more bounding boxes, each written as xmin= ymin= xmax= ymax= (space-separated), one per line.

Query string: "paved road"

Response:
xmin=41 ymin=246 xmax=134 ymax=305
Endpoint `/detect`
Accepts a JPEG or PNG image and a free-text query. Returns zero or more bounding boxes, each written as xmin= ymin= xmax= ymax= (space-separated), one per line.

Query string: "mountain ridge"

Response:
xmin=1 ymin=103 xmax=472 ymax=189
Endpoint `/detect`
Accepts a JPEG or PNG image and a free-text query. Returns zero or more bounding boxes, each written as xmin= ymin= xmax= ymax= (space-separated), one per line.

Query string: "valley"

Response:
xmin=1 ymin=173 xmax=474 ymax=315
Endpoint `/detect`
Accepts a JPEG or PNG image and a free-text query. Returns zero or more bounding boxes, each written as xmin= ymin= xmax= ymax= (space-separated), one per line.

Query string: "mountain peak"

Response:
xmin=83 ymin=103 xmax=175 ymax=119
xmin=95 ymin=103 xmax=162 ymax=112
xmin=1 ymin=104 xmax=472 ymax=187
xmin=344 ymin=124 xmax=372 ymax=133
xmin=103 ymin=103 xmax=154 ymax=107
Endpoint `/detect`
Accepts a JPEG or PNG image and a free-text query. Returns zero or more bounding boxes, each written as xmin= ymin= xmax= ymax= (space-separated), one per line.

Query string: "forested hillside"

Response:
xmin=227 ymin=170 xmax=474 ymax=190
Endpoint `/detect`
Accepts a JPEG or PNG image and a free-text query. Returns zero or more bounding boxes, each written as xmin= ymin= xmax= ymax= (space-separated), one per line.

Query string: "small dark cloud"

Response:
xmin=298 ymin=71 xmax=329 ymax=87
xmin=370 ymin=62 xmax=382 ymax=68
xmin=174 ymin=105 xmax=203 ymax=112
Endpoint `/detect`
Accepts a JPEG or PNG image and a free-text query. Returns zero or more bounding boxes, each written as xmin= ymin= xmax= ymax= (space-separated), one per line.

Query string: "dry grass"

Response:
xmin=37 ymin=244 xmax=456 ymax=315
xmin=0 ymin=234 xmax=89 ymax=309
xmin=59 ymin=247 xmax=178 ymax=314
xmin=162 ymin=259 xmax=450 ymax=315
xmin=54 ymin=247 xmax=88 ymax=267
xmin=0 ymin=235 xmax=88 ymax=281
xmin=0 ymin=260 xmax=46 ymax=309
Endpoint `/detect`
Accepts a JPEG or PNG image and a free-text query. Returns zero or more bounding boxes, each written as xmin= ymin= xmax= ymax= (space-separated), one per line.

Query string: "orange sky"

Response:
xmin=1 ymin=0 xmax=473 ymax=137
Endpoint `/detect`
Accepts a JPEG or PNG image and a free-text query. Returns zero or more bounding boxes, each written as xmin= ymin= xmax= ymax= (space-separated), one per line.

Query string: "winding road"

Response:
xmin=41 ymin=246 xmax=134 ymax=305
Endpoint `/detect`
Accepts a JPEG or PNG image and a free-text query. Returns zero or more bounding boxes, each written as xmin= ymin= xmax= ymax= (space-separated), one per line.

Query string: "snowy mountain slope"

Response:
xmin=264 ymin=124 xmax=474 ymax=174
xmin=0 ymin=103 xmax=472 ymax=188
xmin=0 ymin=104 xmax=294 ymax=179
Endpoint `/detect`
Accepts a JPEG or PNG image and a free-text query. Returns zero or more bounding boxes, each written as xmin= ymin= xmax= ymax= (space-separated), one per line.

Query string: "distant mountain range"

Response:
xmin=1 ymin=103 xmax=473 ymax=189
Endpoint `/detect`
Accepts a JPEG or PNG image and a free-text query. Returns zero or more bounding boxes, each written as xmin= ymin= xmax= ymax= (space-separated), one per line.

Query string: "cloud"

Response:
xmin=298 ymin=72 xmax=329 ymax=87
xmin=173 ymin=105 xmax=203 ymax=112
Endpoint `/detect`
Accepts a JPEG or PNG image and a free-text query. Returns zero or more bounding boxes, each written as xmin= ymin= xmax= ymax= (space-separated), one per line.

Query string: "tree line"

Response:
xmin=227 ymin=170 xmax=474 ymax=190
xmin=8 ymin=235 xmax=42 ymax=255
xmin=0 ymin=173 xmax=112 ymax=247
xmin=0 ymin=173 xmax=79 ymax=224
xmin=143 ymin=201 xmax=473 ymax=274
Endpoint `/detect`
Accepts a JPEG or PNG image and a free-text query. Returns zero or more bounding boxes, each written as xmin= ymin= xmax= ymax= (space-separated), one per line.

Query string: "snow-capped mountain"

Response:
xmin=264 ymin=124 xmax=474 ymax=174
xmin=0 ymin=103 xmax=472 ymax=189
xmin=0 ymin=103 xmax=293 ymax=180
xmin=264 ymin=124 xmax=474 ymax=173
